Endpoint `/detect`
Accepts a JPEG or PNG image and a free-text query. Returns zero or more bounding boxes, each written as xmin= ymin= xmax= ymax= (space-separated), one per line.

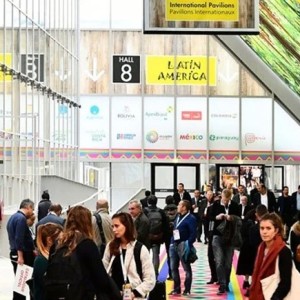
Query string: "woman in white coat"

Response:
xmin=102 ymin=212 xmax=155 ymax=300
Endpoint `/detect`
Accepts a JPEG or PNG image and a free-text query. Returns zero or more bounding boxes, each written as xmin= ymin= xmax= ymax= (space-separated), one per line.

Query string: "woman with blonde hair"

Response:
xmin=102 ymin=212 xmax=155 ymax=300
xmin=33 ymin=222 xmax=63 ymax=300
xmin=249 ymin=213 xmax=292 ymax=300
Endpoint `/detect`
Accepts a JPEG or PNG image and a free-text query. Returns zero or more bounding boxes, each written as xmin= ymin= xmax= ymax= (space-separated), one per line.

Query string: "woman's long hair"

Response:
xmin=109 ymin=212 xmax=136 ymax=256
xmin=36 ymin=223 xmax=63 ymax=258
xmin=58 ymin=206 xmax=94 ymax=255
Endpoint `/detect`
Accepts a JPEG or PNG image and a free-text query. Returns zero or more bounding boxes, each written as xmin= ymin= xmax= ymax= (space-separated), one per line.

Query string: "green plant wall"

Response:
xmin=242 ymin=0 xmax=300 ymax=96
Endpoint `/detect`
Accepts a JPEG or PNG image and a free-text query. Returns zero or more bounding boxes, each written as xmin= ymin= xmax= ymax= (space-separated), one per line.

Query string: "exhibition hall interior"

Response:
xmin=0 ymin=0 xmax=299 ymax=299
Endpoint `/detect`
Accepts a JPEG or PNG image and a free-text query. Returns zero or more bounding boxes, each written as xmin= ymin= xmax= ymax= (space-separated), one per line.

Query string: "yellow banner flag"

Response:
xmin=0 ymin=53 xmax=12 ymax=81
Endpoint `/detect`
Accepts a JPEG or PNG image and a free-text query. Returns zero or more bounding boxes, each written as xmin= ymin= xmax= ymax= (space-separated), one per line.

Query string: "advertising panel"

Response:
xmin=111 ymin=97 xmax=142 ymax=158
xmin=177 ymin=97 xmax=207 ymax=152
xmin=144 ymin=97 xmax=174 ymax=159
xmin=209 ymin=97 xmax=239 ymax=150
xmin=79 ymin=96 xmax=110 ymax=150
xmin=241 ymin=98 xmax=272 ymax=151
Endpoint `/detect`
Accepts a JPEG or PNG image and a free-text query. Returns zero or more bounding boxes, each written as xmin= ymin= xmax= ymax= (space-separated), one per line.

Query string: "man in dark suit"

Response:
xmin=252 ymin=183 xmax=277 ymax=213
xmin=129 ymin=199 xmax=150 ymax=249
xmin=140 ymin=190 xmax=151 ymax=210
xmin=205 ymin=191 xmax=218 ymax=284
xmin=232 ymin=185 xmax=250 ymax=205
xmin=191 ymin=189 xmax=206 ymax=243
xmin=173 ymin=183 xmax=191 ymax=206
xmin=36 ymin=203 xmax=65 ymax=233
xmin=238 ymin=195 xmax=252 ymax=220
xmin=291 ymin=185 xmax=300 ymax=217
xmin=278 ymin=186 xmax=294 ymax=240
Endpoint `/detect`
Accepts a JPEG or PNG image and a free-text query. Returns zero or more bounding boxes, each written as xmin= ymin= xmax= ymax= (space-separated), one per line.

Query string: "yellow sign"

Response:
xmin=166 ymin=0 xmax=239 ymax=22
xmin=146 ymin=56 xmax=217 ymax=85
xmin=0 ymin=53 xmax=12 ymax=81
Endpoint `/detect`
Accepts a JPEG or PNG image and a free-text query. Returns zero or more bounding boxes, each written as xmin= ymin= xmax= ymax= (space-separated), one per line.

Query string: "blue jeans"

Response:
xmin=212 ymin=235 xmax=234 ymax=288
xmin=151 ymin=243 xmax=160 ymax=276
xmin=169 ymin=242 xmax=192 ymax=292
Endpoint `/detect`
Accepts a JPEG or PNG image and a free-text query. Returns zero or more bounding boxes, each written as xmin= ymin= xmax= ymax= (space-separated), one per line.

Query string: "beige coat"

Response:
xmin=102 ymin=240 xmax=156 ymax=299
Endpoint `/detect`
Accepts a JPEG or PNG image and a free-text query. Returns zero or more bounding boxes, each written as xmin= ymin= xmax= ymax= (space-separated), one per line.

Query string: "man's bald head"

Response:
xmin=96 ymin=199 xmax=109 ymax=211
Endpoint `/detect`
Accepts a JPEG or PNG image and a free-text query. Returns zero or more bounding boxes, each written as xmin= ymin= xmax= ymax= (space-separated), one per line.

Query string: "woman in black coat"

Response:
xmin=290 ymin=212 xmax=300 ymax=272
xmin=236 ymin=209 xmax=256 ymax=288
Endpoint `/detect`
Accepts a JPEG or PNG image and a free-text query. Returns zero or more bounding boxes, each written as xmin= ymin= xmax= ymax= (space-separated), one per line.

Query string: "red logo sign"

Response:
xmin=181 ymin=111 xmax=202 ymax=120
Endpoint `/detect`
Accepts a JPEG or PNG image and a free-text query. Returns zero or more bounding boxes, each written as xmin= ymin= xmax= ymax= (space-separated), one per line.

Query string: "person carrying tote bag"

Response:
xmin=260 ymin=256 xmax=300 ymax=300
xmin=249 ymin=213 xmax=293 ymax=300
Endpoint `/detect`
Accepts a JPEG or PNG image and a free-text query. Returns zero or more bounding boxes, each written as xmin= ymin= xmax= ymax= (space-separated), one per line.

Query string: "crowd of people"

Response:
xmin=5 ymin=182 xmax=300 ymax=299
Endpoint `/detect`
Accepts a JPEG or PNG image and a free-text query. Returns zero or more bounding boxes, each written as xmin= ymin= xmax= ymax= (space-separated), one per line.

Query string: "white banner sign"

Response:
xmin=242 ymin=98 xmax=272 ymax=151
xmin=13 ymin=264 xmax=33 ymax=296
xmin=177 ymin=97 xmax=207 ymax=150
xmin=111 ymin=97 xmax=142 ymax=149
xmin=80 ymin=96 xmax=110 ymax=149
xmin=144 ymin=97 xmax=174 ymax=149
xmin=209 ymin=97 xmax=239 ymax=150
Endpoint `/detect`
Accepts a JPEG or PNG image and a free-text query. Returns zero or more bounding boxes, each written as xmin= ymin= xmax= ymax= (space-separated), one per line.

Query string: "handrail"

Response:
xmin=117 ymin=187 xmax=146 ymax=212
xmin=61 ymin=187 xmax=146 ymax=215
xmin=61 ymin=189 xmax=104 ymax=214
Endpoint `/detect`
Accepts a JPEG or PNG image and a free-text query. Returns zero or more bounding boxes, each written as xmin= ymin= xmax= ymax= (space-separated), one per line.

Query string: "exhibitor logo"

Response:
xmin=181 ymin=111 xmax=202 ymax=120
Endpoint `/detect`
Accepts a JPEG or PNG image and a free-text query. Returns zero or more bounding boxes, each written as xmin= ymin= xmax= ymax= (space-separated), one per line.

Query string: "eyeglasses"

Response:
xmin=128 ymin=207 xmax=136 ymax=210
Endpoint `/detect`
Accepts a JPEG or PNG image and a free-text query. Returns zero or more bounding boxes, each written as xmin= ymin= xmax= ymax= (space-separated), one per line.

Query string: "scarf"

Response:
xmin=249 ymin=235 xmax=285 ymax=300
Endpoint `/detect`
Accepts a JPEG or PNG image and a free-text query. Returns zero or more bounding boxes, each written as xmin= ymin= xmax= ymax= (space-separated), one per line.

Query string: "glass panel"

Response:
xmin=177 ymin=166 xmax=196 ymax=192
xmin=154 ymin=165 xmax=174 ymax=207
xmin=155 ymin=166 xmax=174 ymax=191
xmin=79 ymin=0 xmax=110 ymax=29
xmin=111 ymin=0 xmax=143 ymax=29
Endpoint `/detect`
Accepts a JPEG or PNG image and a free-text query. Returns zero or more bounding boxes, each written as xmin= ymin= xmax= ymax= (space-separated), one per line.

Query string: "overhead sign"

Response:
xmin=144 ymin=0 xmax=259 ymax=34
xmin=21 ymin=54 xmax=44 ymax=82
xmin=112 ymin=55 xmax=140 ymax=83
xmin=166 ymin=0 xmax=239 ymax=22
xmin=146 ymin=56 xmax=217 ymax=85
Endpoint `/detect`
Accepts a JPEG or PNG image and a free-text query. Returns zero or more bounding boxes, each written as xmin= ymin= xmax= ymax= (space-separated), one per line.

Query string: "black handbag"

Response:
xmin=97 ymin=276 xmax=122 ymax=300
xmin=188 ymin=246 xmax=198 ymax=264
xmin=216 ymin=220 xmax=227 ymax=234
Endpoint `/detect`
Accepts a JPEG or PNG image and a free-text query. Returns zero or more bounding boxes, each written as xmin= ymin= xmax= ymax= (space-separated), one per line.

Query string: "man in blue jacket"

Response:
xmin=7 ymin=198 xmax=35 ymax=300
xmin=169 ymin=200 xmax=197 ymax=296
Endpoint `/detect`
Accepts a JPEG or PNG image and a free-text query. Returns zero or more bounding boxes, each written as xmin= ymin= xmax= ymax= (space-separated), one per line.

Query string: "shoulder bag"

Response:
xmin=260 ymin=257 xmax=300 ymax=300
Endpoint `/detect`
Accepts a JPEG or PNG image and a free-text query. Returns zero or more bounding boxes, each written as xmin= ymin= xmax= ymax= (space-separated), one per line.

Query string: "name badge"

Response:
xmin=173 ymin=229 xmax=180 ymax=240
xmin=122 ymin=284 xmax=131 ymax=300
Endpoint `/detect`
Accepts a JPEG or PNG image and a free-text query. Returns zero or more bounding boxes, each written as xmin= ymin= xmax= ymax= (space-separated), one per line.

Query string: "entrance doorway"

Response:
xmin=151 ymin=163 xmax=200 ymax=207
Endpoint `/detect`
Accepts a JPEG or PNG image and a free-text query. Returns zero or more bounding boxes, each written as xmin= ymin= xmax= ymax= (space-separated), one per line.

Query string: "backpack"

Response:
xmin=93 ymin=212 xmax=106 ymax=258
xmin=295 ymin=244 xmax=300 ymax=263
xmin=44 ymin=241 xmax=86 ymax=300
xmin=133 ymin=241 xmax=143 ymax=280
xmin=146 ymin=208 xmax=164 ymax=243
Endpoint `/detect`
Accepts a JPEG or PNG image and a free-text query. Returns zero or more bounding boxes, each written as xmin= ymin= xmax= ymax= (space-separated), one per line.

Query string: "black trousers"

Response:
xmin=10 ymin=250 xmax=35 ymax=300
xmin=207 ymin=232 xmax=217 ymax=281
